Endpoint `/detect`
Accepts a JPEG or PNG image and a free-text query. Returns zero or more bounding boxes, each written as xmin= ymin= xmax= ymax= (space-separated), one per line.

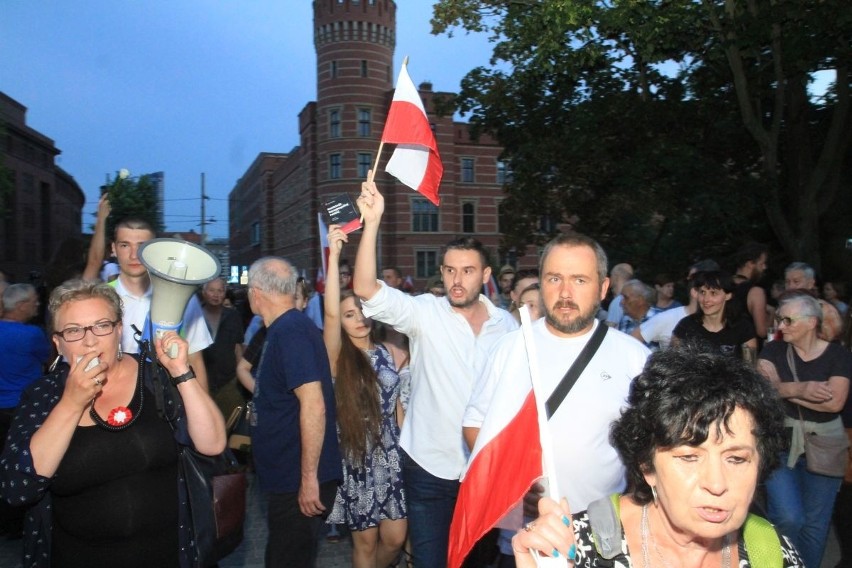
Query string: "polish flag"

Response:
xmin=483 ymin=274 xmax=499 ymax=301
xmin=382 ymin=59 xmax=443 ymax=206
xmin=447 ymin=389 xmax=542 ymax=567
xmin=315 ymin=213 xmax=330 ymax=294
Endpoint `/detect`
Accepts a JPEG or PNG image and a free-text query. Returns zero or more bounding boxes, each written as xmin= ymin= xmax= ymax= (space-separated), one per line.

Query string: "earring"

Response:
xmin=651 ymin=485 xmax=658 ymax=506
xmin=117 ymin=348 xmax=123 ymax=361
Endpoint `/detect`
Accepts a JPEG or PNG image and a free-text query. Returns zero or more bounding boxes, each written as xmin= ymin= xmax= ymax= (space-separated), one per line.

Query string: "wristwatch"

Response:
xmin=170 ymin=366 xmax=196 ymax=387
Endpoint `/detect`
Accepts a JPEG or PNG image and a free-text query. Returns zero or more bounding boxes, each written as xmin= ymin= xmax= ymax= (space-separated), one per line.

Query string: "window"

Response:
xmin=497 ymin=160 xmax=512 ymax=185
xmin=497 ymin=201 xmax=508 ymax=234
xmin=251 ymin=222 xmax=261 ymax=246
xmin=412 ymin=198 xmax=439 ymax=232
xmin=329 ymin=109 xmax=341 ymax=138
xmin=461 ymin=158 xmax=475 ymax=183
xmin=329 ymin=153 xmax=341 ymax=179
xmin=357 ymin=153 xmax=372 ymax=178
xmin=462 ymin=202 xmax=475 ymax=233
xmin=416 ymin=250 xmax=439 ymax=279
xmin=358 ymin=109 xmax=371 ymax=137
xmin=361 ymin=60 xmax=368 ymax=77
xmin=330 ymin=60 xmax=338 ymax=79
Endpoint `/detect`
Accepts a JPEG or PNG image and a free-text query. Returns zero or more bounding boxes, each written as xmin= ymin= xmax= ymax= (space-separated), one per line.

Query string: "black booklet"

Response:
xmin=322 ymin=193 xmax=362 ymax=234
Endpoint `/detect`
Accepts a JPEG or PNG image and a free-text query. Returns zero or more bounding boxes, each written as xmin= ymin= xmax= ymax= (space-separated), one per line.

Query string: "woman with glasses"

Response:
xmin=0 ymin=279 xmax=225 ymax=568
xmin=758 ymin=290 xmax=852 ymax=568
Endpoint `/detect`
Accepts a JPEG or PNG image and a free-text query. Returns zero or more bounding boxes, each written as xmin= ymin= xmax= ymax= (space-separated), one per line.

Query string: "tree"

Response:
xmin=432 ymin=0 xmax=852 ymax=274
xmin=101 ymin=170 xmax=164 ymax=237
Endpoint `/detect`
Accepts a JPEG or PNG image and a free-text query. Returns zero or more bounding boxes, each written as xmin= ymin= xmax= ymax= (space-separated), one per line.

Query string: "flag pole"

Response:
xmin=519 ymin=305 xmax=568 ymax=568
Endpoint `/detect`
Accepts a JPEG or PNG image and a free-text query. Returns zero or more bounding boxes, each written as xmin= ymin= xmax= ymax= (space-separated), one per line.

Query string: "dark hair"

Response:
xmin=733 ymin=242 xmax=768 ymax=270
xmin=539 ymin=233 xmax=608 ymax=284
xmin=653 ymin=273 xmax=674 ymax=287
xmin=333 ymin=290 xmax=382 ymax=463
xmin=611 ymin=347 xmax=786 ymax=505
xmin=113 ymin=217 xmax=156 ymax=240
xmin=442 ymin=237 xmax=490 ymax=269
xmin=689 ymin=270 xmax=736 ymax=324
xmin=511 ymin=269 xmax=540 ymax=294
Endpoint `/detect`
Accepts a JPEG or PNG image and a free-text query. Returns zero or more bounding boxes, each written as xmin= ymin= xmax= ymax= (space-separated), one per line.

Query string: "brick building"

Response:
xmin=1 ymin=91 xmax=85 ymax=285
xmin=229 ymin=0 xmax=518 ymax=289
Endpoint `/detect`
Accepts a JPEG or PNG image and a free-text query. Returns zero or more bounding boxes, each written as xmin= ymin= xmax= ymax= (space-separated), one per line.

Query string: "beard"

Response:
xmin=448 ymin=286 xmax=480 ymax=309
xmin=545 ymin=299 xmax=600 ymax=335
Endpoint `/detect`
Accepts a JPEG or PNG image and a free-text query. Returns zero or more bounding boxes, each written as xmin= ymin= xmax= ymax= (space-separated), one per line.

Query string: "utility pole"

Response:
xmin=200 ymin=172 xmax=207 ymax=245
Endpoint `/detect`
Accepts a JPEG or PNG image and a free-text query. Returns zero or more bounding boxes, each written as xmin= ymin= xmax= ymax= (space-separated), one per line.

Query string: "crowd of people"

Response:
xmin=0 ymin=183 xmax=850 ymax=568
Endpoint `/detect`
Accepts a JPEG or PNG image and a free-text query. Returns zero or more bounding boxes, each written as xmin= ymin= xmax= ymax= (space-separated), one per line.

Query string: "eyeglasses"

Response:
xmin=54 ymin=320 xmax=119 ymax=342
xmin=774 ymin=315 xmax=812 ymax=327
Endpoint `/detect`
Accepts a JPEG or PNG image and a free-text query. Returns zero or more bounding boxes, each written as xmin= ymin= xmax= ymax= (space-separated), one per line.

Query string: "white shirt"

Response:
xmin=465 ymin=319 xmax=650 ymax=512
xmin=361 ymin=281 xmax=518 ymax=480
xmin=111 ymin=278 xmax=212 ymax=355
xmin=637 ymin=306 xmax=688 ymax=348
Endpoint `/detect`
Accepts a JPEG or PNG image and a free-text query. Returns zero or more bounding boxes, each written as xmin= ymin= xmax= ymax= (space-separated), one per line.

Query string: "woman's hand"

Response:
xmin=512 ymin=497 xmax=576 ymax=567
xmin=63 ymin=351 xmax=107 ymax=409
xmin=327 ymin=224 xmax=348 ymax=258
xmin=798 ymin=380 xmax=834 ymax=404
xmin=356 ymin=173 xmax=385 ymax=225
xmin=154 ymin=331 xmax=191 ymax=377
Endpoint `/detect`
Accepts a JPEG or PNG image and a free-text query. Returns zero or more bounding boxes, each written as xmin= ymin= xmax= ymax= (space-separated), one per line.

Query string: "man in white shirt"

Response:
xmin=354 ymin=180 xmax=517 ymax=567
xmin=110 ymin=218 xmax=212 ymax=390
xmin=463 ymin=234 xmax=650 ymax=565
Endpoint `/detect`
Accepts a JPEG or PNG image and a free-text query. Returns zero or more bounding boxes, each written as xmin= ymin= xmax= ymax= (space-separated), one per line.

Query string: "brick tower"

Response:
xmin=313 ymin=0 xmax=396 ymax=201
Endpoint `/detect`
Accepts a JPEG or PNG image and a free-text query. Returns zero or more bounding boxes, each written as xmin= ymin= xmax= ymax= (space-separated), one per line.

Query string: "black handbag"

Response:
xmin=179 ymin=446 xmax=247 ymax=567
xmin=141 ymin=340 xmax=248 ymax=567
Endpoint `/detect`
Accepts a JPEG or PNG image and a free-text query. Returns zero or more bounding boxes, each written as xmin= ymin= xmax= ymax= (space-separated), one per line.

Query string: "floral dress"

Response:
xmin=327 ymin=344 xmax=406 ymax=530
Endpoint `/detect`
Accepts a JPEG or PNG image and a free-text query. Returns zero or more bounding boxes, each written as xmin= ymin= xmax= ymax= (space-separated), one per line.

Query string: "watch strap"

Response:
xmin=170 ymin=366 xmax=196 ymax=387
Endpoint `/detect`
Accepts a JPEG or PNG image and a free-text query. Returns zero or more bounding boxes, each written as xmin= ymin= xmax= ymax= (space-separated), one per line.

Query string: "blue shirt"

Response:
xmin=0 ymin=321 xmax=51 ymax=408
xmin=251 ymin=309 xmax=340 ymax=493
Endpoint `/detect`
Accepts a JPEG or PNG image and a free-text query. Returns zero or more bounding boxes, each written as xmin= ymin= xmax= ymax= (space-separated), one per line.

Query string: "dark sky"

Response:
xmin=2 ymin=1 xmax=496 ymax=239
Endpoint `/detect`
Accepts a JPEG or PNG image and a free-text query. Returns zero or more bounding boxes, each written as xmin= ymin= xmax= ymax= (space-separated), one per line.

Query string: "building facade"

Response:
xmin=1 ymin=91 xmax=85 ymax=285
xmin=228 ymin=0 xmax=514 ymax=289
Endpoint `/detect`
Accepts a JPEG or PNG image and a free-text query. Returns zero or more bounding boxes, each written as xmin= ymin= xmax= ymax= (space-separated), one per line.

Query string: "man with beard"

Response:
xmin=731 ymin=242 xmax=770 ymax=340
xmin=354 ymin=180 xmax=517 ymax=567
xmin=462 ymin=233 xmax=650 ymax=567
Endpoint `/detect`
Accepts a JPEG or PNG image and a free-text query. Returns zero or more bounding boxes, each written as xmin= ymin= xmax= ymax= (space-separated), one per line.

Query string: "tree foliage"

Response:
xmin=432 ymin=0 xmax=852 ymax=275
xmin=102 ymin=172 xmax=164 ymax=237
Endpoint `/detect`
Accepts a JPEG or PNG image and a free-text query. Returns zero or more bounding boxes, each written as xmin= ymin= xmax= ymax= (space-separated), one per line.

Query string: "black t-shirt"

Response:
xmin=201 ymin=307 xmax=245 ymax=393
xmin=759 ymin=340 xmax=852 ymax=423
xmin=673 ymin=315 xmax=756 ymax=358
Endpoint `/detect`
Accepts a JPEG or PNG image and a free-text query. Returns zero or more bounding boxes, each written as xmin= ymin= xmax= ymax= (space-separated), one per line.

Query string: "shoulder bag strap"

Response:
xmin=786 ymin=344 xmax=807 ymax=427
xmin=545 ymin=323 xmax=609 ymax=418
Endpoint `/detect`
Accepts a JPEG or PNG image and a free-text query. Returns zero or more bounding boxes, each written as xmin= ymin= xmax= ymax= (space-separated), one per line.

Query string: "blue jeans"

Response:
xmin=402 ymin=450 xmax=460 ymax=567
xmin=765 ymin=452 xmax=841 ymax=568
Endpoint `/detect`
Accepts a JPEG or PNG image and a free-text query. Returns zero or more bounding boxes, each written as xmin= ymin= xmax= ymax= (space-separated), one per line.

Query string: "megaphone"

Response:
xmin=139 ymin=238 xmax=221 ymax=357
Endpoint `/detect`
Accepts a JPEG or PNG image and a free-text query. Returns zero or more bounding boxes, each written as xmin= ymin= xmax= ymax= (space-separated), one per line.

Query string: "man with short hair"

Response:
xmin=201 ymin=278 xmax=246 ymax=415
xmin=0 ymin=283 xmax=50 ymax=537
xmin=784 ymin=262 xmax=842 ymax=341
xmin=495 ymin=265 xmax=516 ymax=309
xmin=247 ymin=257 xmax=341 ymax=567
xmin=462 ymin=234 xmax=650 ymax=565
xmin=617 ymin=279 xmax=662 ymax=339
xmin=604 ymin=262 xmax=633 ymax=326
xmin=109 ymin=218 xmax=213 ymax=389
xmin=354 ymin=181 xmax=517 ymax=567
xmin=731 ymin=242 xmax=770 ymax=339
xmin=381 ymin=266 xmax=404 ymax=290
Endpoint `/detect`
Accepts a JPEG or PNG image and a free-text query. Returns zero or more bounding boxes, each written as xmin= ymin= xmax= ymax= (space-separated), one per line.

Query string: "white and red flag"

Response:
xmin=447 ymin=307 xmax=564 ymax=568
xmin=315 ymin=213 xmax=330 ymax=294
xmin=381 ymin=59 xmax=443 ymax=206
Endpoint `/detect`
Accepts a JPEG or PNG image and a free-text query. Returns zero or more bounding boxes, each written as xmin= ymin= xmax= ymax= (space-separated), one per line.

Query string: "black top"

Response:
xmin=673 ymin=315 xmax=756 ymax=358
xmin=51 ymin=385 xmax=179 ymax=567
xmin=759 ymin=341 xmax=852 ymax=423
xmin=202 ymin=307 xmax=246 ymax=393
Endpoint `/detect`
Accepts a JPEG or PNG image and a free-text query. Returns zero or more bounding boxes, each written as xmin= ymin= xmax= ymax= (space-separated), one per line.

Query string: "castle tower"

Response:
xmin=313 ymin=0 xmax=396 ymax=201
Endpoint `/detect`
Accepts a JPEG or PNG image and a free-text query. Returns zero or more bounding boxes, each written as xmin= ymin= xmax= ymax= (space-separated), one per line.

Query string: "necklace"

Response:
xmin=89 ymin=358 xmax=144 ymax=431
xmin=641 ymin=504 xmax=731 ymax=568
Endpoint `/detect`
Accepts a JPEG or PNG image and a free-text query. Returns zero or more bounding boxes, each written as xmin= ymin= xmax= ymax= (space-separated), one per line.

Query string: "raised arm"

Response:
xmin=82 ymin=194 xmax=111 ymax=281
xmin=322 ymin=225 xmax=348 ymax=373
xmin=353 ymin=174 xmax=384 ymax=301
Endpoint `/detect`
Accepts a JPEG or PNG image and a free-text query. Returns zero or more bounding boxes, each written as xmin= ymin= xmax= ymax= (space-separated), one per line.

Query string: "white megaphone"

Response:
xmin=139 ymin=238 xmax=221 ymax=357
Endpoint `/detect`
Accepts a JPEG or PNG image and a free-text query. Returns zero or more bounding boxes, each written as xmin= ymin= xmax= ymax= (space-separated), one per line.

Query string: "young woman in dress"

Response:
xmin=323 ymin=225 xmax=407 ymax=568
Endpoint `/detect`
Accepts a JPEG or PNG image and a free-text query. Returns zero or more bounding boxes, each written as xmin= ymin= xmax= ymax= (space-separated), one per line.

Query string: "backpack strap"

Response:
xmin=588 ymin=494 xmax=623 ymax=560
xmin=742 ymin=513 xmax=783 ymax=568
